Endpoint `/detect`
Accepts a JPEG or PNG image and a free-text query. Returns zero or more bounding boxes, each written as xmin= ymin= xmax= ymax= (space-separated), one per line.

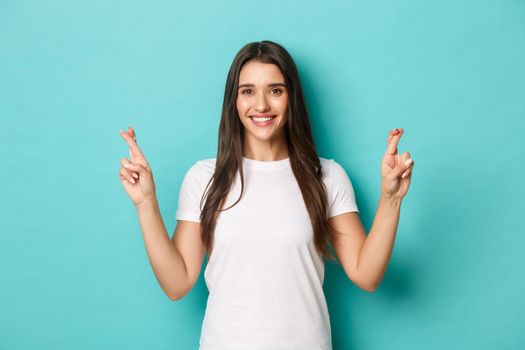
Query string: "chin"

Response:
xmin=247 ymin=128 xmax=284 ymax=142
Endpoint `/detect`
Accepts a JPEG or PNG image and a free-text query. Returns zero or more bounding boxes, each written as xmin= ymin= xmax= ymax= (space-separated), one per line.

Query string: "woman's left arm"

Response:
xmin=330 ymin=128 xmax=414 ymax=292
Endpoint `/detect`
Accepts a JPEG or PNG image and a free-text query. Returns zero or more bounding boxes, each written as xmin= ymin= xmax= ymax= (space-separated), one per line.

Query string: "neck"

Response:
xmin=243 ymin=135 xmax=289 ymax=161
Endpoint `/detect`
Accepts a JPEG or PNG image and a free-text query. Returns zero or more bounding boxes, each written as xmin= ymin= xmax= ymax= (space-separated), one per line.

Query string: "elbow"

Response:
xmin=168 ymin=291 xmax=185 ymax=301
xmin=360 ymin=283 xmax=378 ymax=293
xmin=349 ymin=272 xmax=378 ymax=292
xmin=167 ymin=286 xmax=188 ymax=301
xmin=167 ymin=282 xmax=193 ymax=301
xmin=353 ymin=277 xmax=379 ymax=292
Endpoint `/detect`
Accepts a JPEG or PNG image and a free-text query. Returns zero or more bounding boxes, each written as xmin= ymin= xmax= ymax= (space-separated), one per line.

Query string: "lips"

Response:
xmin=249 ymin=114 xmax=276 ymax=127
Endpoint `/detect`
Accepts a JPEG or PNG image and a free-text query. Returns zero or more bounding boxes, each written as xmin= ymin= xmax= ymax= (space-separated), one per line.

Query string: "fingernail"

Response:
xmin=404 ymin=158 xmax=413 ymax=166
xmin=130 ymin=178 xmax=135 ymax=184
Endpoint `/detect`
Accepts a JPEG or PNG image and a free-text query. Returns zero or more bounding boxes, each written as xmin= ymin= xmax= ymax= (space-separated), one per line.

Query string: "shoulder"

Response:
xmin=319 ymin=156 xmax=332 ymax=170
xmin=319 ymin=157 xmax=359 ymax=216
xmin=318 ymin=156 xmax=337 ymax=180
xmin=182 ymin=157 xmax=216 ymax=183
xmin=318 ymin=156 xmax=354 ymax=184
xmin=194 ymin=157 xmax=216 ymax=173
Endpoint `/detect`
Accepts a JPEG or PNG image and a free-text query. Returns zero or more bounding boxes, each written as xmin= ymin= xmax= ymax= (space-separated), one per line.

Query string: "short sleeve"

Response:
xmin=175 ymin=161 xmax=207 ymax=223
xmin=328 ymin=159 xmax=359 ymax=218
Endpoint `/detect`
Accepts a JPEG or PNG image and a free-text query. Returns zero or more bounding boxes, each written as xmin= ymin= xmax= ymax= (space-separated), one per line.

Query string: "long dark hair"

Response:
xmin=199 ymin=40 xmax=337 ymax=262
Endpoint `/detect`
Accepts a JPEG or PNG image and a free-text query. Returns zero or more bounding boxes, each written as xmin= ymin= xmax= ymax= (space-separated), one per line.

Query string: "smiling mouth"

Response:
xmin=249 ymin=115 xmax=277 ymax=121
xmin=249 ymin=115 xmax=277 ymax=127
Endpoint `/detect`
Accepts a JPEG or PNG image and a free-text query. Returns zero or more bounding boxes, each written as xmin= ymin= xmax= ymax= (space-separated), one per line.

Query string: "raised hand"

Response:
xmin=119 ymin=127 xmax=156 ymax=206
xmin=380 ymin=128 xmax=415 ymax=199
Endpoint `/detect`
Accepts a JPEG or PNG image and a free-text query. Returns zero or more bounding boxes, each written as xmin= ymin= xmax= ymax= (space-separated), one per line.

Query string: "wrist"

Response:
xmin=136 ymin=196 xmax=159 ymax=213
xmin=380 ymin=193 xmax=402 ymax=208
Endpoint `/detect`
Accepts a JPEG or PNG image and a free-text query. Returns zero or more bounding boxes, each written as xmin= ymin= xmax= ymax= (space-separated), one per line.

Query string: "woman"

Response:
xmin=118 ymin=40 xmax=414 ymax=349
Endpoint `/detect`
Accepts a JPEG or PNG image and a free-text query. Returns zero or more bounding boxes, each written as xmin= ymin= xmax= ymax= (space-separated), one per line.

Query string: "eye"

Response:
xmin=241 ymin=89 xmax=252 ymax=95
xmin=270 ymin=88 xmax=283 ymax=95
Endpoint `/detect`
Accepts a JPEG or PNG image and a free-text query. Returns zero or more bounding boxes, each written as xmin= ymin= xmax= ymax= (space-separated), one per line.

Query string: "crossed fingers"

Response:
xmin=386 ymin=128 xmax=403 ymax=156
xmin=119 ymin=127 xmax=144 ymax=160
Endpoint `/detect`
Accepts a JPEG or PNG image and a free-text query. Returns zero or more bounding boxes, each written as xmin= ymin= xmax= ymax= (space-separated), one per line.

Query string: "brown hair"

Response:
xmin=199 ymin=40 xmax=337 ymax=262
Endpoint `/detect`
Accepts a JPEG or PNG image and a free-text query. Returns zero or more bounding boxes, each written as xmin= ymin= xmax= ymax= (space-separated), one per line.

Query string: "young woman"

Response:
xmin=118 ymin=40 xmax=414 ymax=350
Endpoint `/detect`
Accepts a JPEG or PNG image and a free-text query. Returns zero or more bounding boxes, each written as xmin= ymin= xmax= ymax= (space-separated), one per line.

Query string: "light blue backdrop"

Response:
xmin=1 ymin=0 xmax=523 ymax=349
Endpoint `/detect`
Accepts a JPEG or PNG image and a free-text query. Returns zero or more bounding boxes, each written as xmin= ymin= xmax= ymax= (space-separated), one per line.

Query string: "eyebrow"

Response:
xmin=237 ymin=83 xmax=287 ymax=89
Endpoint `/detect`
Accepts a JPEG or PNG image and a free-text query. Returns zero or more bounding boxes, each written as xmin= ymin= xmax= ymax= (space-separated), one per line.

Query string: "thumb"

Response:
xmin=123 ymin=161 xmax=149 ymax=175
xmin=390 ymin=158 xmax=413 ymax=179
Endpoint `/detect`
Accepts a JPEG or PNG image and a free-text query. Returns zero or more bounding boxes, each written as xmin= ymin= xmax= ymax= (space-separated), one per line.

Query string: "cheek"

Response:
xmin=236 ymin=99 xmax=248 ymax=116
xmin=277 ymin=98 xmax=288 ymax=116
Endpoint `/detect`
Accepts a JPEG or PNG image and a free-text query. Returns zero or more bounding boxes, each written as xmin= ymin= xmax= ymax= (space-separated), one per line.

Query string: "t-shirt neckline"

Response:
xmin=242 ymin=156 xmax=290 ymax=170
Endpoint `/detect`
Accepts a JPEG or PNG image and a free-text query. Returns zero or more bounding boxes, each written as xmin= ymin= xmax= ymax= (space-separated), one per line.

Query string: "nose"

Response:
xmin=255 ymin=91 xmax=270 ymax=112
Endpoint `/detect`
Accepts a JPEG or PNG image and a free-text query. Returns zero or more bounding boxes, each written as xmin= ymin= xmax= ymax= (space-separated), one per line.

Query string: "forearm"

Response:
xmin=357 ymin=194 xmax=402 ymax=291
xmin=136 ymin=198 xmax=189 ymax=300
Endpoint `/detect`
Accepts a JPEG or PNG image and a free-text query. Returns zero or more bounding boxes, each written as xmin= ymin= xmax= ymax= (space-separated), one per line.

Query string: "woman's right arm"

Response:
xmin=136 ymin=197 xmax=194 ymax=300
xmin=119 ymin=127 xmax=205 ymax=301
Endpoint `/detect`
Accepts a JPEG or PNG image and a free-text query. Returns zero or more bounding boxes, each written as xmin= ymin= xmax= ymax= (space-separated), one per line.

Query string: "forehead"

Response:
xmin=238 ymin=61 xmax=285 ymax=83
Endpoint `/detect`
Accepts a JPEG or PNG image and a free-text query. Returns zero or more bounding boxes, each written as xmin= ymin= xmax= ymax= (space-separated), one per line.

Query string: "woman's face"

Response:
xmin=236 ymin=60 xmax=288 ymax=143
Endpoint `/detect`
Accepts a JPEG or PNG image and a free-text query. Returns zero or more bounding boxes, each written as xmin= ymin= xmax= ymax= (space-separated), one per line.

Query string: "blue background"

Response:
xmin=1 ymin=1 xmax=524 ymax=349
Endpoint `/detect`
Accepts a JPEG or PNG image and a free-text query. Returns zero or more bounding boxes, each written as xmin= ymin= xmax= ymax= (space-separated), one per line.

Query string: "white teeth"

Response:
xmin=252 ymin=116 xmax=274 ymax=122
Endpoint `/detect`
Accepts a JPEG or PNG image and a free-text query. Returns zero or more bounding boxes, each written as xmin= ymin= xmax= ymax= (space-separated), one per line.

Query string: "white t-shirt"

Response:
xmin=175 ymin=156 xmax=359 ymax=350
